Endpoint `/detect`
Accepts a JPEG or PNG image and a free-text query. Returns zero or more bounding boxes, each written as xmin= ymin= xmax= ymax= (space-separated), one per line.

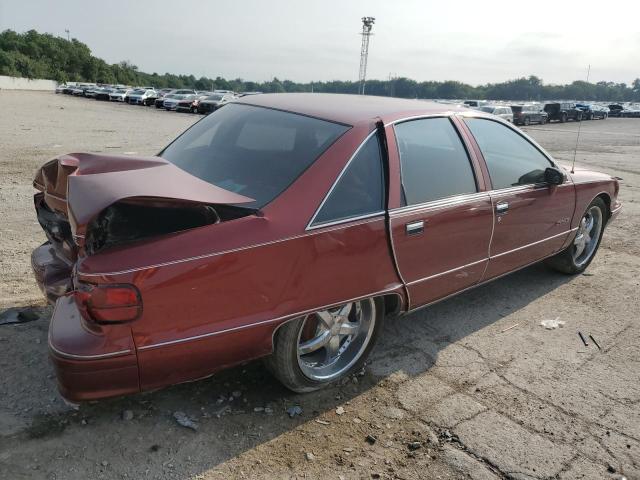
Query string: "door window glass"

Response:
xmin=394 ymin=117 xmax=477 ymax=205
xmin=465 ymin=118 xmax=553 ymax=189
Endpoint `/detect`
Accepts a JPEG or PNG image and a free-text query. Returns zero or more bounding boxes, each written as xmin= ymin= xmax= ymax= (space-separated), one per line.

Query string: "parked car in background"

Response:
xmin=155 ymin=93 xmax=176 ymax=108
xmin=128 ymin=89 xmax=157 ymax=106
xmin=175 ymin=93 xmax=213 ymax=113
xmin=197 ymin=93 xmax=236 ymax=114
xmin=239 ymin=91 xmax=262 ymax=97
xmin=31 ymin=94 xmax=621 ymax=402
xmin=510 ymin=105 xmax=548 ymax=125
xmin=621 ymin=105 xmax=640 ymax=118
xmin=476 ymin=105 xmax=513 ymax=123
xmin=55 ymin=84 xmax=67 ymax=94
xmin=464 ymin=100 xmax=487 ymax=108
xmin=62 ymin=85 xmax=76 ymax=95
xmin=544 ymin=103 xmax=583 ymax=122
xmin=163 ymin=90 xmax=197 ymax=110
xmin=109 ymin=88 xmax=131 ymax=102
xmin=576 ymin=104 xmax=608 ymax=120
xmin=608 ymin=104 xmax=624 ymax=117
xmin=95 ymin=88 xmax=115 ymax=101
xmin=156 ymin=88 xmax=174 ymax=98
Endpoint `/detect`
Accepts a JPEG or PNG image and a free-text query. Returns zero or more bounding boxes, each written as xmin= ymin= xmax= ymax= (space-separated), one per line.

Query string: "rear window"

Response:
xmin=160 ymin=104 xmax=349 ymax=208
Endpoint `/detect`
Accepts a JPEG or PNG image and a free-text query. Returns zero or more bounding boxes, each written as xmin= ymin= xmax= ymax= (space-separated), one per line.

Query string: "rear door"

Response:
xmin=388 ymin=117 xmax=493 ymax=308
xmin=462 ymin=117 xmax=576 ymax=280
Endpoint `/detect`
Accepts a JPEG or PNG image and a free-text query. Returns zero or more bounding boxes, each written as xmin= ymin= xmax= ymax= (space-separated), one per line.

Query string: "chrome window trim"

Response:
xmin=384 ymin=113 xmax=453 ymax=127
xmin=389 ymin=191 xmax=490 ymax=217
xmin=306 ymin=211 xmax=385 ymax=231
xmin=138 ymin=285 xmax=404 ymax=351
xmin=305 ymin=129 xmax=382 ymax=230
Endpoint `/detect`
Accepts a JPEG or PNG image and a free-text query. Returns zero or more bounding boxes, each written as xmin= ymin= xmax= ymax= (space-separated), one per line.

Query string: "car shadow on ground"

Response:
xmin=1 ymin=263 xmax=575 ymax=478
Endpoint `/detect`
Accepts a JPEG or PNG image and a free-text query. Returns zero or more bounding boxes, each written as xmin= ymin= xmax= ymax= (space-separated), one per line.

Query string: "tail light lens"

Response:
xmin=74 ymin=282 xmax=142 ymax=323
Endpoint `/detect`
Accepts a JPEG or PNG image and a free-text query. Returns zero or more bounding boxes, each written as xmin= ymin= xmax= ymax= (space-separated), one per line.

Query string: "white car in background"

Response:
xmin=163 ymin=89 xmax=197 ymax=110
xmin=109 ymin=88 xmax=132 ymax=102
xmin=476 ymin=105 xmax=514 ymax=123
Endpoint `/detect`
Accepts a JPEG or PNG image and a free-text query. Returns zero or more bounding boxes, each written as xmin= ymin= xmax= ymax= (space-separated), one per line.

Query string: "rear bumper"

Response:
xmin=48 ymin=296 xmax=140 ymax=402
xmin=31 ymin=242 xmax=73 ymax=304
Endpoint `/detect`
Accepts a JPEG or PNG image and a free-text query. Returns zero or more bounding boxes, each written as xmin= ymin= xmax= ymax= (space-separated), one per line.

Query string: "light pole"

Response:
xmin=65 ymin=29 xmax=70 ymax=41
xmin=358 ymin=17 xmax=375 ymax=95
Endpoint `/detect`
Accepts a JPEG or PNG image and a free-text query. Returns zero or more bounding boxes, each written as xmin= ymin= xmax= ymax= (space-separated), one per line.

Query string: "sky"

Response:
xmin=1 ymin=0 xmax=639 ymax=85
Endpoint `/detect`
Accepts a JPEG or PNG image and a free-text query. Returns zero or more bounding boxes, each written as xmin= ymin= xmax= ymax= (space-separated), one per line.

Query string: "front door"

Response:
xmin=388 ymin=117 xmax=494 ymax=309
xmin=462 ymin=117 xmax=576 ymax=280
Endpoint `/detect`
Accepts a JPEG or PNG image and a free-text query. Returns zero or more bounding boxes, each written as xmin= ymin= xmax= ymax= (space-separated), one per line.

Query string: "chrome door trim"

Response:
xmin=384 ymin=113 xmax=452 ymax=127
xmin=306 ymin=129 xmax=379 ymax=230
xmin=405 ymin=258 xmax=488 ymax=287
xmin=490 ymin=228 xmax=577 ymax=259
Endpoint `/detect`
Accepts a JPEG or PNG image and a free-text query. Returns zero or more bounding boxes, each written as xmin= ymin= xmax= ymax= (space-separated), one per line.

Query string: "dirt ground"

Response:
xmin=0 ymin=91 xmax=638 ymax=480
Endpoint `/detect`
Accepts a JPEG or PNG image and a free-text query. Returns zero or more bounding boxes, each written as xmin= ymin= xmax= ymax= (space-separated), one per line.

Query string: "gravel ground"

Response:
xmin=0 ymin=91 xmax=638 ymax=480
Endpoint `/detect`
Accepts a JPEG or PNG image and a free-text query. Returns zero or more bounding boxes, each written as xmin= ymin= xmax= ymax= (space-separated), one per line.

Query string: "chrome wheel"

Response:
xmin=573 ymin=206 xmax=603 ymax=267
xmin=297 ymin=299 xmax=376 ymax=381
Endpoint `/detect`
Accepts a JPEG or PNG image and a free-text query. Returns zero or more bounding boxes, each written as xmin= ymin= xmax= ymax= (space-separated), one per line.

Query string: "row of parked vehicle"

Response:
xmin=55 ymin=83 xmax=262 ymax=115
xmin=463 ymin=100 xmax=631 ymax=126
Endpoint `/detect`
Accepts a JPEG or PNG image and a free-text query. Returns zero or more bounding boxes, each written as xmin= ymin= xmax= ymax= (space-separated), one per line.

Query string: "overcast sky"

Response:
xmin=1 ymin=0 xmax=638 ymax=85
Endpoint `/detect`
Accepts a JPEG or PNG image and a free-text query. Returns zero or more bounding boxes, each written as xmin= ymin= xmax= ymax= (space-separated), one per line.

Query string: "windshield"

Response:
xmin=160 ymin=104 xmax=350 ymax=208
xmin=478 ymin=106 xmax=495 ymax=113
xmin=206 ymin=95 xmax=224 ymax=101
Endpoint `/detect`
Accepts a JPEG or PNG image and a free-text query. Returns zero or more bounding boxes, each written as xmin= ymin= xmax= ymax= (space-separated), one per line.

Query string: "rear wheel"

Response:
xmin=265 ymin=297 xmax=384 ymax=392
xmin=560 ymin=113 xmax=568 ymax=123
xmin=524 ymin=117 xmax=531 ymax=126
xmin=540 ymin=116 xmax=547 ymax=125
xmin=545 ymin=198 xmax=606 ymax=274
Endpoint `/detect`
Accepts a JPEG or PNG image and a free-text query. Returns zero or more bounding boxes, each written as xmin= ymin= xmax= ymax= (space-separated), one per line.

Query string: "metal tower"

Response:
xmin=358 ymin=17 xmax=375 ymax=95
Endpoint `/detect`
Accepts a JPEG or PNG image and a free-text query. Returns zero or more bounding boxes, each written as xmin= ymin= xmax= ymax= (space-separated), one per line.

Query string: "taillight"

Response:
xmin=74 ymin=283 xmax=142 ymax=323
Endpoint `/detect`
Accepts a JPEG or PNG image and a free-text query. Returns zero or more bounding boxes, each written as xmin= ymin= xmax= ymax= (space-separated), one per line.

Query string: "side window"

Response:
xmin=465 ymin=118 xmax=553 ymax=189
xmin=311 ymin=133 xmax=385 ymax=226
xmin=394 ymin=117 xmax=477 ymax=205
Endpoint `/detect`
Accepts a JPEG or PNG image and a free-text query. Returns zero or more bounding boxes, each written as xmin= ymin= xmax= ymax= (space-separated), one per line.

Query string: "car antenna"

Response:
xmin=571 ymin=64 xmax=591 ymax=174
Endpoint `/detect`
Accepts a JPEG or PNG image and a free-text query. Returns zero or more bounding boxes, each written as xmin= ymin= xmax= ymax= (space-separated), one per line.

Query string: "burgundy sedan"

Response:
xmin=32 ymin=94 xmax=621 ymax=402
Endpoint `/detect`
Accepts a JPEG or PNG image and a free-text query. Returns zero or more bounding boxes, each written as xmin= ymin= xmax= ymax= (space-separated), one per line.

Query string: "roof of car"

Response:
xmin=234 ymin=93 xmax=468 ymax=126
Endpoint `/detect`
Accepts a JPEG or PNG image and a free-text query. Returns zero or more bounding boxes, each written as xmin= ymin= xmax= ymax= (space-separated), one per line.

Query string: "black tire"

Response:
xmin=540 ymin=116 xmax=547 ymax=125
xmin=560 ymin=113 xmax=568 ymax=123
xmin=524 ymin=117 xmax=531 ymax=126
xmin=545 ymin=197 xmax=607 ymax=274
xmin=265 ymin=297 xmax=385 ymax=393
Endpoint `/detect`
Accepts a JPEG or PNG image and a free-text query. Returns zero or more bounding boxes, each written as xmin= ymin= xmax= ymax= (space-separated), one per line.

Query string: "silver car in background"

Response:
xmin=477 ymin=105 xmax=514 ymax=123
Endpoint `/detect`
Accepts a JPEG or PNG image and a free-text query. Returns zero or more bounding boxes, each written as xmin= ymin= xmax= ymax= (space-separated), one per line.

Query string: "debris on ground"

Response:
xmin=540 ymin=317 xmax=565 ymax=330
xmin=0 ymin=308 xmax=40 ymax=326
xmin=366 ymin=434 xmax=377 ymax=445
xmin=122 ymin=410 xmax=134 ymax=421
xmin=315 ymin=419 xmax=330 ymax=425
xmin=286 ymin=405 xmax=303 ymax=418
xmin=589 ymin=334 xmax=602 ymax=350
xmin=578 ymin=331 xmax=589 ymax=347
xmin=500 ymin=323 xmax=520 ymax=333
xmin=408 ymin=441 xmax=422 ymax=450
xmin=336 ymin=406 xmax=345 ymax=415
xmin=173 ymin=411 xmax=198 ymax=431
xmin=304 ymin=452 xmax=315 ymax=461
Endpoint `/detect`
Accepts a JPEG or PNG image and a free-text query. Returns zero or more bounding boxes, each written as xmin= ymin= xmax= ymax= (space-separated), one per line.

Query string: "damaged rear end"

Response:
xmin=31 ymin=152 xmax=254 ymax=402
xmin=32 ymin=152 xmax=254 ymax=304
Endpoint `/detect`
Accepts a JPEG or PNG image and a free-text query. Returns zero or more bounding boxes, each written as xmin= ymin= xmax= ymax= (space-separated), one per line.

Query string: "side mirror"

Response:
xmin=545 ymin=167 xmax=565 ymax=185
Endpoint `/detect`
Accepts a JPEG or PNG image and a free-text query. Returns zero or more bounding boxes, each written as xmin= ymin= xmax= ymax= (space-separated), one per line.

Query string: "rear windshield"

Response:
xmin=478 ymin=106 xmax=494 ymax=113
xmin=160 ymin=104 xmax=350 ymax=208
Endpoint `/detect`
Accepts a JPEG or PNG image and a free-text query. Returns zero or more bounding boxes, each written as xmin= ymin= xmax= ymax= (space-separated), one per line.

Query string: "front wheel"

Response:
xmin=265 ymin=297 xmax=384 ymax=392
xmin=545 ymin=198 xmax=606 ymax=274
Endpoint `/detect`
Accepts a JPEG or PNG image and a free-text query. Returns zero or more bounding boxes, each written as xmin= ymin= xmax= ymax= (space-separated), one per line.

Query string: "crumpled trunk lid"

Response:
xmin=34 ymin=152 xmax=253 ymax=244
xmin=32 ymin=153 xmax=254 ymax=302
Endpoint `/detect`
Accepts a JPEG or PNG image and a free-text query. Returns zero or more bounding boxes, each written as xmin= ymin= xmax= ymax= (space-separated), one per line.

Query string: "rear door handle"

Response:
xmin=495 ymin=201 xmax=509 ymax=214
xmin=405 ymin=220 xmax=424 ymax=235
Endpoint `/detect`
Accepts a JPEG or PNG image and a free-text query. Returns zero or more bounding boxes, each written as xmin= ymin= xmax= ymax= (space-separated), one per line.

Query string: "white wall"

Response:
xmin=0 ymin=75 xmax=57 ymax=91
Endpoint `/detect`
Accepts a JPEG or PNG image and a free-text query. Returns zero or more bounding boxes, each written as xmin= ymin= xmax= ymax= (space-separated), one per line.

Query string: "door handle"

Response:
xmin=495 ymin=201 xmax=509 ymax=214
xmin=405 ymin=220 xmax=424 ymax=235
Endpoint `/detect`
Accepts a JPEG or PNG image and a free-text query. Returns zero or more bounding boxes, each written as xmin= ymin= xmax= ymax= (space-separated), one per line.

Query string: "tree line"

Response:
xmin=1 ymin=29 xmax=639 ymax=102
